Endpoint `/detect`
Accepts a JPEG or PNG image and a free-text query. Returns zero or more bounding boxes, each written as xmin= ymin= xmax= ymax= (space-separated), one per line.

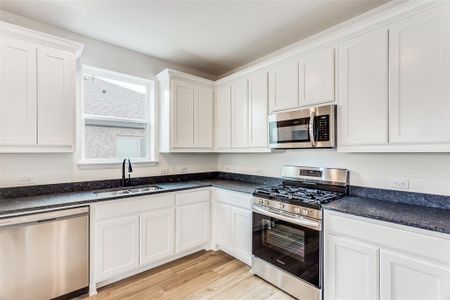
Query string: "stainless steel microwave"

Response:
xmin=269 ymin=104 xmax=336 ymax=149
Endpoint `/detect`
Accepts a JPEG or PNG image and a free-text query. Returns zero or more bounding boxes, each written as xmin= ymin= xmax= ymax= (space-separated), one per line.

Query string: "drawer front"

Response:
xmin=175 ymin=189 xmax=210 ymax=206
xmin=95 ymin=193 xmax=175 ymax=220
xmin=325 ymin=211 xmax=450 ymax=265
xmin=213 ymin=188 xmax=252 ymax=210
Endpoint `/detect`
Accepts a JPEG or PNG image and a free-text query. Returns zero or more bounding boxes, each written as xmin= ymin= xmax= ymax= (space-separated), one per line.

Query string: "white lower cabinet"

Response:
xmin=325 ymin=210 xmax=450 ymax=300
xmin=326 ymin=235 xmax=379 ymax=300
xmin=380 ymin=250 xmax=450 ymax=300
xmin=176 ymin=201 xmax=210 ymax=253
xmin=140 ymin=208 xmax=175 ymax=265
xmin=95 ymin=215 xmax=139 ymax=281
xmin=93 ymin=189 xmax=210 ymax=286
xmin=213 ymin=188 xmax=252 ymax=265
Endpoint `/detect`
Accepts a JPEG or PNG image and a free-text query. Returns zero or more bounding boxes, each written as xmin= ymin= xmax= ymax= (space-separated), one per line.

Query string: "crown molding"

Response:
xmin=0 ymin=21 xmax=84 ymax=57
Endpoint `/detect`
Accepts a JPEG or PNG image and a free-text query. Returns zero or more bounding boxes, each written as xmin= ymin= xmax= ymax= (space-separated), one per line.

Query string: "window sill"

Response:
xmin=77 ymin=159 xmax=158 ymax=170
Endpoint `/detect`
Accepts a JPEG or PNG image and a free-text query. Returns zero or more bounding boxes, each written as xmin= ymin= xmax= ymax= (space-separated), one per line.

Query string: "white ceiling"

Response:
xmin=0 ymin=0 xmax=391 ymax=76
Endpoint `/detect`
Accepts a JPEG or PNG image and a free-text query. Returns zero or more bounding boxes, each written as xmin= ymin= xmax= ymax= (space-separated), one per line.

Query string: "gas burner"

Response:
xmin=254 ymin=184 xmax=344 ymax=207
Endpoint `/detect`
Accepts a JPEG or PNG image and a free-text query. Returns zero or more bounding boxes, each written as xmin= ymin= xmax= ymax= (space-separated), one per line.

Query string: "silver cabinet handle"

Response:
xmin=309 ymin=110 xmax=316 ymax=147
xmin=253 ymin=205 xmax=321 ymax=231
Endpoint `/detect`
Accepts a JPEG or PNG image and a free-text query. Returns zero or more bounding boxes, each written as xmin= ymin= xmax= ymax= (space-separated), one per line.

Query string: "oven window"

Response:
xmin=253 ymin=212 xmax=321 ymax=288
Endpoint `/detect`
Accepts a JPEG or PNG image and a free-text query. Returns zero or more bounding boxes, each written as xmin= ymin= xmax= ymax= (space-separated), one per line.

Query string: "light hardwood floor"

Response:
xmin=85 ymin=250 xmax=294 ymax=300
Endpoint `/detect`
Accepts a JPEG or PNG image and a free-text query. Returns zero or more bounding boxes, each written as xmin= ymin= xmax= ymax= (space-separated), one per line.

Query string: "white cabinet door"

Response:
xmin=380 ymin=250 xmax=450 ymax=300
xmin=171 ymin=79 xmax=194 ymax=148
xmin=214 ymin=202 xmax=232 ymax=250
xmin=194 ymin=85 xmax=214 ymax=148
xmin=231 ymin=206 xmax=252 ymax=265
xmin=389 ymin=5 xmax=450 ymax=144
xmin=231 ymin=78 xmax=249 ymax=148
xmin=269 ymin=59 xmax=299 ymax=112
xmin=95 ymin=215 xmax=139 ymax=281
xmin=325 ymin=235 xmax=380 ymax=300
xmin=0 ymin=36 xmax=37 ymax=146
xmin=140 ymin=208 xmax=175 ymax=266
xmin=339 ymin=29 xmax=389 ymax=146
xmin=37 ymin=46 xmax=75 ymax=147
xmin=214 ymin=84 xmax=231 ymax=149
xmin=248 ymin=71 xmax=268 ymax=148
xmin=176 ymin=201 xmax=209 ymax=253
xmin=299 ymin=47 xmax=335 ymax=107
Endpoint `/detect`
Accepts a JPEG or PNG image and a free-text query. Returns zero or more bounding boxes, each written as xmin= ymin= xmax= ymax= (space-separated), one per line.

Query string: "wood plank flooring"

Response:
xmin=85 ymin=250 xmax=294 ymax=300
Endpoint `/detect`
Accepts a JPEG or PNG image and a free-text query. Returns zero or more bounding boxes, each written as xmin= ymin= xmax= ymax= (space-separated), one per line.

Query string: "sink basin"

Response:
xmin=95 ymin=186 xmax=162 ymax=197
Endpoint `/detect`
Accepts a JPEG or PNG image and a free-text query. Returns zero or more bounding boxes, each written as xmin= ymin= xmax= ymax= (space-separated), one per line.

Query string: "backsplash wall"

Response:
xmin=218 ymin=150 xmax=450 ymax=196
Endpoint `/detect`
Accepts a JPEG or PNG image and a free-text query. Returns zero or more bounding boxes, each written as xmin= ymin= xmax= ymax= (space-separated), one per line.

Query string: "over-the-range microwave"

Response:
xmin=268 ymin=104 xmax=336 ymax=149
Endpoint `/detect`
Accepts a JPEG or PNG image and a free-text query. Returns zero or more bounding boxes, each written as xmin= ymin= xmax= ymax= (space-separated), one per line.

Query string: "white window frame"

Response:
xmin=77 ymin=65 xmax=157 ymax=167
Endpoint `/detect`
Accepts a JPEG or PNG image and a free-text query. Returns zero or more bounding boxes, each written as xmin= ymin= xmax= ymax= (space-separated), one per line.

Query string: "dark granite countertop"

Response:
xmin=324 ymin=196 xmax=450 ymax=235
xmin=0 ymin=179 xmax=259 ymax=217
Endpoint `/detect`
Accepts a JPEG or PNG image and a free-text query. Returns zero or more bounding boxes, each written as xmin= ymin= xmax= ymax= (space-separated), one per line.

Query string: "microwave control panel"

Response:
xmin=316 ymin=115 xmax=330 ymax=141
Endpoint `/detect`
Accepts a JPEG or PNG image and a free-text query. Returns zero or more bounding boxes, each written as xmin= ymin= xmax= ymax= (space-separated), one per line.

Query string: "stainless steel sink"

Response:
xmin=94 ymin=186 xmax=162 ymax=197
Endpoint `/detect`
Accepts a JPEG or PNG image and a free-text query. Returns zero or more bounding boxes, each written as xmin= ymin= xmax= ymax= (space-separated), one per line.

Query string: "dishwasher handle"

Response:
xmin=0 ymin=207 xmax=89 ymax=227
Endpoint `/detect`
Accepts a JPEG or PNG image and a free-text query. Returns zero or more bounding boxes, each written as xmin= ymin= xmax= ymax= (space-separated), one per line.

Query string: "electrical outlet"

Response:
xmin=20 ymin=178 xmax=34 ymax=185
xmin=180 ymin=167 xmax=188 ymax=174
xmin=391 ymin=179 xmax=410 ymax=190
xmin=160 ymin=168 xmax=169 ymax=175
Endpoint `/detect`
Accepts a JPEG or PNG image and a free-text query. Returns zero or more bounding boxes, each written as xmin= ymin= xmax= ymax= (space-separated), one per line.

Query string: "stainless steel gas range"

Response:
xmin=252 ymin=165 xmax=349 ymax=300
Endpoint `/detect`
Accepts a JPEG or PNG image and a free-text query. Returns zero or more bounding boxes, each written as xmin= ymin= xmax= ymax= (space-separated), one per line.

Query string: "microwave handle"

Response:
xmin=309 ymin=110 xmax=316 ymax=147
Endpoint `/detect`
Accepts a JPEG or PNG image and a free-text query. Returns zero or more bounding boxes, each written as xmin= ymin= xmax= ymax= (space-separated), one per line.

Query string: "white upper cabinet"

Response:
xmin=0 ymin=22 xmax=83 ymax=153
xmin=338 ymin=28 xmax=389 ymax=147
xmin=299 ymin=47 xmax=335 ymax=107
xmin=194 ymin=85 xmax=214 ymax=148
xmin=231 ymin=78 xmax=249 ymax=148
xmin=0 ymin=36 xmax=37 ymax=147
xmin=171 ymin=79 xmax=194 ymax=148
xmin=37 ymin=46 xmax=75 ymax=147
xmin=248 ymin=71 xmax=268 ymax=148
xmin=389 ymin=4 xmax=450 ymax=145
xmin=158 ymin=69 xmax=215 ymax=152
xmin=269 ymin=58 xmax=299 ymax=112
xmin=214 ymin=83 xmax=231 ymax=149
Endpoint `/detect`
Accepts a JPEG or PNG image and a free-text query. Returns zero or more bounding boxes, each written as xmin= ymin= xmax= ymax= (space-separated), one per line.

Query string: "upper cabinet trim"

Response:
xmin=215 ymin=0 xmax=447 ymax=85
xmin=0 ymin=21 xmax=84 ymax=57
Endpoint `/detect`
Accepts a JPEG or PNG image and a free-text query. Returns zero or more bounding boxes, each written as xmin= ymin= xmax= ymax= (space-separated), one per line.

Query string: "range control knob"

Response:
xmin=264 ymin=200 xmax=270 ymax=205
xmin=294 ymin=207 xmax=301 ymax=214
xmin=279 ymin=203 xmax=285 ymax=209
xmin=301 ymin=208 xmax=309 ymax=216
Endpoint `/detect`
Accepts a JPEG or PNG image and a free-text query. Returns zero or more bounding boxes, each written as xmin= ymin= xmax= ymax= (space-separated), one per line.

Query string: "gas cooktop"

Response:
xmin=253 ymin=184 xmax=344 ymax=207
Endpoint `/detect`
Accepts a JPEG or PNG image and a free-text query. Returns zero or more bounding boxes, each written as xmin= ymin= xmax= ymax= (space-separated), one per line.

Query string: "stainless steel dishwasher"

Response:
xmin=0 ymin=207 xmax=89 ymax=300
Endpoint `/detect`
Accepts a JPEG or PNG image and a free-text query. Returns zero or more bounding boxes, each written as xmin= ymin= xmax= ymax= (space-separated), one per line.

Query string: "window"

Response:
xmin=80 ymin=65 xmax=155 ymax=164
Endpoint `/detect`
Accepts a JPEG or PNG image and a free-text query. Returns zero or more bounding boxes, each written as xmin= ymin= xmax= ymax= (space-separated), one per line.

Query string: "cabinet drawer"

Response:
xmin=95 ymin=193 xmax=175 ymax=220
xmin=175 ymin=189 xmax=209 ymax=206
xmin=325 ymin=211 xmax=450 ymax=265
xmin=213 ymin=188 xmax=252 ymax=210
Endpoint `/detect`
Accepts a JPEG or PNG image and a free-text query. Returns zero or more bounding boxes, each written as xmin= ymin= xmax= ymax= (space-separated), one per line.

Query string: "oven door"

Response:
xmin=252 ymin=205 xmax=322 ymax=289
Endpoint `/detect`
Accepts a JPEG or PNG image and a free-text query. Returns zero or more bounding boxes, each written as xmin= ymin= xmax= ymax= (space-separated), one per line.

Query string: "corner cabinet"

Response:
xmin=158 ymin=69 xmax=214 ymax=152
xmin=214 ymin=70 xmax=270 ymax=152
xmin=324 ymin=210 xmax=450 ymax=300
xmin=0 ymin=22 xmax=83 ymax=153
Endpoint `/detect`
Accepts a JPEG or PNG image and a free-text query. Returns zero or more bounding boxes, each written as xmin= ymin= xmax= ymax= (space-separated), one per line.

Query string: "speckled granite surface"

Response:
xmin=0 ymin=178 xmax=263 ymax=216
xmin=349 ymin=186 xmax=450 ymax=210
xmin=324 ymin=196 xmax=450 ymax=235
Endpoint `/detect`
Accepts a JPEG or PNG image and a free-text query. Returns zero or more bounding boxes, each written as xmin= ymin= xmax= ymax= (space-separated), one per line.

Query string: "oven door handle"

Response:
xmin=253 ymin=205 xmax=321 ymax=231
xmin=309 ymin=110 xmax=316 ymax=147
